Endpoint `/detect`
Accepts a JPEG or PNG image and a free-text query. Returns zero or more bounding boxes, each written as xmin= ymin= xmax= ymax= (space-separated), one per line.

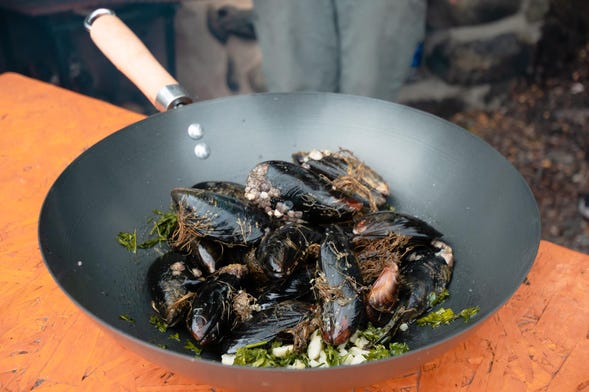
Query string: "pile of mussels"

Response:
xmin=147 ymin=148 xmax=454 ymax=360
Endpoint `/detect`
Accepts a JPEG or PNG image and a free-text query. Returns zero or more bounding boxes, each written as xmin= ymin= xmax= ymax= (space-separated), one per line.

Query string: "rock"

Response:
xmin=425 ymin=33 xmax=533 ymax=85
xmin=427 ymin=0 xmax=522 ymax=29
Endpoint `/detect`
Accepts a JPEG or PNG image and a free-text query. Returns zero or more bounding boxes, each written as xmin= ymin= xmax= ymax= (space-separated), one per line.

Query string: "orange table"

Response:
xmin=1 ymin=72 xmax=588 ymax=391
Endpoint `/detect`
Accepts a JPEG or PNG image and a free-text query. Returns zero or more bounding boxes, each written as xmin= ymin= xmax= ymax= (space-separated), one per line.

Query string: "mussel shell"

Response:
xmin=147 ymin=251 xmax=203 ymax=327
xmin=187 ymin=264 xmax=247 ymax=346
xmin=222 ymin=300 xmax=316 ymax=354
xmin=257 ymin=264 xmax=316 ymax=310
xmin=398 ymin=246 xmax=453 ymax=318
xmin=376 ymin=240 xmax=454 ymax=344
xmin=367 ymin=263 xmax=400 ymax=313
xmin=171 ymin=188 xmax=269 ymax=246
xmin=292 ymin=149 xmax=389 ymax=209
xmin=188 ymin=280 xmax=234 ymax=346
xmin=255 ymin=223 xmax=323 ymax=279
xmin=352 ymin=211 xmax=442 ymax=241
xmin=244 ymin=160 xmax=362 ymax=223
xmin=188 ymin=238 xmax=247 ymax=275
xmin=191 ymin=181 xmax=247 ymax=202
xmin=317 ymin=225 xmax=365 ymax=346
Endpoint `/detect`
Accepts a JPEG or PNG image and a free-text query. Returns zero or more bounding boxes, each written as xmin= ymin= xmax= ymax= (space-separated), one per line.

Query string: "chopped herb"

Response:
xmin=168 ymin=332 xmax=181 ymax=341
xmin=356 ymin=323 xmax=383 ymax=343
xmin=157 ymin=343 xmax=167 ymax=349
xmin=417 ymin=306 xmax=480 ymax=327
xmin=227 ymin=325 xmax=410 ymax=369
xmin=139 ymin=209 xmax=177 ymax=248
xmin=116 ymin=209 xmax=178 ymax=252
xmin=364 ymin=342 xmax=409 ymax=361
xmin=363 ymin=344 xmax=390 ymax=361
xmin=119 ymin=314 xmax=135 ymax=323
xmin=417 ymin=307 xmax=456 ymax=327
xmin=428 ymin=288 xmax=450 ymax=307
xmin=116 ymin=230 xmax=137 ymax=253
xmin=323 ymin=344 xmax=346 ymax=366
xmin=458 ymin=306 xmax=480 ymax=322
xmin=184 ymin=340 xmax=202 ymax=357
xmin=388 ymin=342 xmax=410 ymax=356
xmin=234 ymin=342 xmax=274 ymax=367
xmin=149 ymin=315 xmax=168 ymax=333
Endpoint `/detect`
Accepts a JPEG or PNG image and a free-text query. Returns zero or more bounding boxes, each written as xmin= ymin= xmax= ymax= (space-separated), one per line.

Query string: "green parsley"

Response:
xmin=119 ymin=314 xmax=135 ymax=323
xmin=356 ymin=323 xmax=383 ymax=342
xmin=227 ymin=324 xmax=410 ymax=368
xmin=184 ymin=340 xmax=202 ymax=357
xmin=388 ymin=342 xmax=410 ymax=356
xmin=139 ymin=209 xmax=178 ymax=248
xmin=116 ymin=209 xmax=178 ymax=252
xmin=417 ymin=306 xmax=480 ymax=327
xmin=233 ymin=341 xmax=275 ymax=367
xmin=323 ymin=344 xmax=346 ymax=366
xmin=427 ymin=288 xmax=450 ymax=307
xmin=149 ymin=315 xmax=168 ymax=333
xmin=363 ymin=341 xmax=410 ymax=361
xmin=458 ymin=306 xmax=480 ymax=322
xmin=116 ymin=230 xmax=138 ymax=253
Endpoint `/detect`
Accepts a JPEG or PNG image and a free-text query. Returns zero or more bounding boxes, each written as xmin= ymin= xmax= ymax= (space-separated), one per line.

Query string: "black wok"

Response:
xmin=38 ymin=10 xmax=541 ymax=392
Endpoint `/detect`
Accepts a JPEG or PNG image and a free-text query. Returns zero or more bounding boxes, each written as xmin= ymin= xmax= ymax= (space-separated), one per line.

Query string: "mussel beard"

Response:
xmin=353 ymin=233 xmax=409 ymax=283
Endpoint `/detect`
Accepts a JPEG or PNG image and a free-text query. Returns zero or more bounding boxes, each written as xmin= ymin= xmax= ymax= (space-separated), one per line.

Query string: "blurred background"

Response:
xmin=1 ymin=0 xmax=588 ymax=253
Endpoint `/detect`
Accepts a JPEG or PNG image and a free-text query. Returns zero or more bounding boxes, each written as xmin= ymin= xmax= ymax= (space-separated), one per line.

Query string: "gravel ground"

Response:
xmin=451 ymin=44 xmax=589 ymax=254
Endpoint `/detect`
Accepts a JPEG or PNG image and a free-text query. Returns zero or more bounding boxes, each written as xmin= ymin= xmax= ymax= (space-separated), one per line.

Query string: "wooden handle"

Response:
xmin=88 ymin=11 xmax=179 ymax=110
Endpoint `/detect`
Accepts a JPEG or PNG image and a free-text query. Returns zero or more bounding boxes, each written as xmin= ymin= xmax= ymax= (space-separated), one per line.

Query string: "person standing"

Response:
xmin=251 ymin=0 xmax=427 ymax=102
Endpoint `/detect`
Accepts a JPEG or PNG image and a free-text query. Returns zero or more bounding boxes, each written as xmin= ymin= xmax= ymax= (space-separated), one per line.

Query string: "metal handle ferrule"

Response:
xmin=84 ymin=8 xmax=116 ymax=32
xmin=155 ymin=84 xmax=194 ymax=111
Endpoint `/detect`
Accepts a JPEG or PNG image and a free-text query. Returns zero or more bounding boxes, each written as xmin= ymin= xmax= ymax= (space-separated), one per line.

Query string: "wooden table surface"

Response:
xmin=1 ymin=72 xmax=588 ymax=391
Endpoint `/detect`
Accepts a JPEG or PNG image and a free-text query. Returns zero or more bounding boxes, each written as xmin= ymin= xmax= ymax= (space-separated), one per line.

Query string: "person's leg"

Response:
xmin=336 ymin=0 xmax=427 ymax=101
xmin=252 ymin=0 xmax=339 ymax=92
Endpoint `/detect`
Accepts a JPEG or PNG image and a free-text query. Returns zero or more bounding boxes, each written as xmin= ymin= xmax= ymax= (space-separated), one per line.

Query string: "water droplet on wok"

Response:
xmin=194 ymin=142 xmax=210 ymax=159
xmin=187 ymin=123 xmax=204 ymax=139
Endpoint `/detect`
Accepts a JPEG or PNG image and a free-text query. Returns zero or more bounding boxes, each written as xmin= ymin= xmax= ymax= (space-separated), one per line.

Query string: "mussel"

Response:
xmin=222 ymin=300 xmax=317 ymax=354
xmin=376 ymin=240 xmax=454 ymax=344
xmin=147 ymin=251 xmax=204 ymax=327
xmin=244 ymin=160 xmax=362 ymax=223
xmin=292 ymin=148 xmax=390 ymax=211
xmin=191 ymin=181 xmax=247 ymax=202
xmin=188 ymin=264 xmax=248 ymax=346
xmin=315 ymin=225 xmax=365 ymax=346
xmin=257 ymin=264 xmax=316 ymax=310
xmin=191 ymin=238 xmax=249 ymax=275
xmin=171 ymin=188 xmax=270 ymax=248
xmin=353 ymin=211 xmax=442 ymax=242
xmin=255 ymin=223 xmax=323 ymax=279
xmin=138 ymin=147 xmax=459 ymax=366
xmin=352 ymin=210 xmax=444 ymax=317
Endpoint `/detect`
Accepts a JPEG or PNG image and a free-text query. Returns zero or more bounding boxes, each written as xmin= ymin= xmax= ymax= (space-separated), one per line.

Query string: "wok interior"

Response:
xmin=39 ymin=93 xmax=540 ymax=387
